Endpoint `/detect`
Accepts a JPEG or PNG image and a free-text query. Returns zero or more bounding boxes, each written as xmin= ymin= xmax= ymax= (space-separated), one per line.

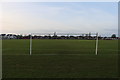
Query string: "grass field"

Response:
xmin=2 ymin=39 xmax=118 ymax=78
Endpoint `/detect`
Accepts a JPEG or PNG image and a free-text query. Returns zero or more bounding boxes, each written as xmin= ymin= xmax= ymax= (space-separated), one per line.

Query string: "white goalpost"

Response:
xmin=95 ymin=33 xmax=99 ymax=55
xmin=29 ymin=32 xmax=99 ymax=55
xmin=30 ymin=33 xmax=32 ymax=55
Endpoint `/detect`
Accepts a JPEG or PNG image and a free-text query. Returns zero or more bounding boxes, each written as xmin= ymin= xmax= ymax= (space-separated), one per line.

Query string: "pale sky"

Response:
xmin=1 ymin=2 xmax=118 ymax=37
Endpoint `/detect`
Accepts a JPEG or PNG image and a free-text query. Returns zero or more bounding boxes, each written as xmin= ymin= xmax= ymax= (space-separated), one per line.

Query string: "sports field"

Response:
xmin=2 ymin=39 xmax=118 ymax=78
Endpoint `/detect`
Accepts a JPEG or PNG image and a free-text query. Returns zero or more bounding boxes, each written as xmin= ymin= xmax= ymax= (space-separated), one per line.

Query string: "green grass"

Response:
xmin=2 ymin=39 xmax=118 ymax=78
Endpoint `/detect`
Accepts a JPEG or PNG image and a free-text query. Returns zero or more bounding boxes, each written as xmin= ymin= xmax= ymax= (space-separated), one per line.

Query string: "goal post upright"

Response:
xmin=95 ymin=32 xmax=99 ymax=55
xmin=30 ymin=33 xmax=32 ymax=55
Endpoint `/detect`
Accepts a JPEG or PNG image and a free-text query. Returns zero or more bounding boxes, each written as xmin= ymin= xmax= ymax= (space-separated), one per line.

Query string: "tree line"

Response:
xmin=0 ymin=33 xmax=118 ymax=40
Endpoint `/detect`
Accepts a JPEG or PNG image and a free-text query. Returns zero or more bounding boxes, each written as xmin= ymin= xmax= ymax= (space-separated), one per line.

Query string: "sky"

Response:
xmin=1 ymin=2 xmax=118 ymax=37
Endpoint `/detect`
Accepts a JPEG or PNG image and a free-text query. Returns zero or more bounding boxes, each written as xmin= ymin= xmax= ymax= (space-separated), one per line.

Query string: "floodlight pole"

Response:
xmin=30 ymin=33 xmax=32 ymax=55
xmin=95 ymin=33 xmax=98 ymax=55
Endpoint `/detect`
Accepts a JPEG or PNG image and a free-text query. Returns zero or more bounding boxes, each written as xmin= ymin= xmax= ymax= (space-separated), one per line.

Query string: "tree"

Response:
xmin=111 ymin=34 xmax=116 ymax=38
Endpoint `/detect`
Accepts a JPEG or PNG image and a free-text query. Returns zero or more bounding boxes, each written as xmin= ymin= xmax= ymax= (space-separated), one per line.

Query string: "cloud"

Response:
xmin=2 ymin=2 xmax=118 ymax=36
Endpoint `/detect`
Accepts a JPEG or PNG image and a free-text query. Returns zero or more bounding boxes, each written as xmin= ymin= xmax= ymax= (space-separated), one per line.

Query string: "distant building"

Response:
xmin=53 ymin=32 xmax=57 ymax=37
xmin=0 ymin=34 xmax=17 ymax=39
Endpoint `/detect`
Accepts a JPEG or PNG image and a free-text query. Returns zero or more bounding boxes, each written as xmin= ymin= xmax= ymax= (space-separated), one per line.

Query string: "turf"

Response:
xmin=2 ymin=39 xmax=118 ymax=78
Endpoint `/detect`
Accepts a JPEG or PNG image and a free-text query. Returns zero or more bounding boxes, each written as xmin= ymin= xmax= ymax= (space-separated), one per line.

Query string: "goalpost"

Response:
xmin=95 ymin=33 xmax=98 ymax=55
xmin=30 ymin=33 xmax=32 ymax=55
xmin=29 ymin=32 xmax=99 ymax=55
